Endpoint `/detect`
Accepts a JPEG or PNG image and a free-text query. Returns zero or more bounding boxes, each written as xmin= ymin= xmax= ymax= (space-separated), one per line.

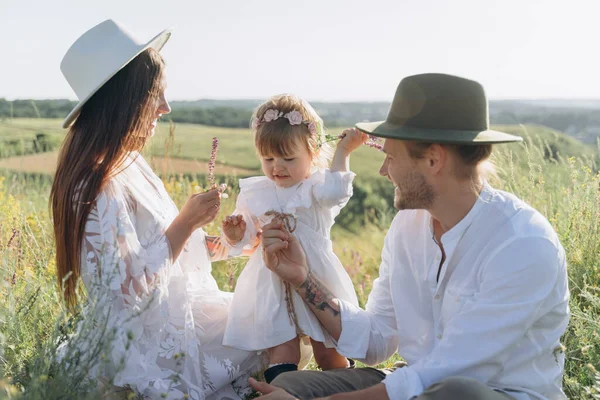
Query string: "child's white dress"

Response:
xmin=222 ymin=169 xmax=359 ymax=351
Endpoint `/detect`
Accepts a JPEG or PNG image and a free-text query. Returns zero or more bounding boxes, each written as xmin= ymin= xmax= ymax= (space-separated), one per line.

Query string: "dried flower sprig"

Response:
xmin=208 ymin=136 xmax=219 ymax=188
xmin=319 ymin=132 xmax=383 ymax=151
xmin=206 ymin=136 xmax=229 ymax=198
xmin=365 ymin=135 xmax=384 ymax=151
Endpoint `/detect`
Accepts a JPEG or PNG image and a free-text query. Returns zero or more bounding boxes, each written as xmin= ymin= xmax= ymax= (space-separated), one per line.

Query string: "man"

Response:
xmin=249 ymin=73 xmax=570 ymax=400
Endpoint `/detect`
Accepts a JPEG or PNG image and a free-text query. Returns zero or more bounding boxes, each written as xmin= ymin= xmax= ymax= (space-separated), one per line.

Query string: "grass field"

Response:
xmin=0 ymin=118 xmax=600 ymax=398
xmin=3 ymin=118 xmax=596 ymax=179
xmin=0 ymin=118 xmax=387 ymax=177
xmin=0 ymin=151 xmax=256 ymax=175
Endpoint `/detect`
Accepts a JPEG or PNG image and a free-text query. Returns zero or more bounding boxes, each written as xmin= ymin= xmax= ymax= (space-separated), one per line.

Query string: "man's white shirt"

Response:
xmin=335 ymin=183 xmax=570 ymax=400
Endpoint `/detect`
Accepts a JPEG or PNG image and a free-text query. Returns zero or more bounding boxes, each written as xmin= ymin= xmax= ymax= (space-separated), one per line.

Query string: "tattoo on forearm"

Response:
xmin=298 ymin=272 xmax=341 ymax=317
xmin=205 ymin=235 xmax=230 ymax=261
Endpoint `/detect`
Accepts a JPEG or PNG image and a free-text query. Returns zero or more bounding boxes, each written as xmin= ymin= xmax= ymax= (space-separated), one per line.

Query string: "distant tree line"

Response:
xmin=0 ymin=98 xmax=257 ymax=128
xmin=491 ymin=108 xmax=600 ymax=144
xmin=0 ymin=99 xmax=76 ymax=119
xmin=0 ymin=98 xmax=388 ymax=128
xmin=169 ymin=107 xmax=253 ymax=128
xmin=2 ymin=98 xmax=600 ymax=142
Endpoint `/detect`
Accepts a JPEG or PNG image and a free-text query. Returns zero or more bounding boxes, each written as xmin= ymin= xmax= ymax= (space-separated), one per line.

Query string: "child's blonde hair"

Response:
xmin=251 ymin=94 xmax=333 ymax=169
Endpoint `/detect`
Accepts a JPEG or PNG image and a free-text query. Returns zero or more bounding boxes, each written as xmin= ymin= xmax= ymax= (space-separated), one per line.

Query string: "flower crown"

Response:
xmin=252 ymin=109 xmax=318 ymax=133
xmin=251 ymin=108 xmax=333 ymax=149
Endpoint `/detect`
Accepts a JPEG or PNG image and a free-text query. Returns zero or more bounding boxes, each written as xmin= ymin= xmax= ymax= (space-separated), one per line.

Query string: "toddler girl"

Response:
xmin=221 ymin=94 xmax=366 ymax=383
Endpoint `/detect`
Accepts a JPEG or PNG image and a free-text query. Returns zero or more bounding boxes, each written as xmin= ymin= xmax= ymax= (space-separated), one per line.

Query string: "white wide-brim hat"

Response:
xmin=60 ymin=19 xmax=172 ymax=129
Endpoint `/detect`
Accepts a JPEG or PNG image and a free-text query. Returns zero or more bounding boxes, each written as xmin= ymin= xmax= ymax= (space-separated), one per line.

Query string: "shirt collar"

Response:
xmin=428 ymin=181 xmax=495 ymax=245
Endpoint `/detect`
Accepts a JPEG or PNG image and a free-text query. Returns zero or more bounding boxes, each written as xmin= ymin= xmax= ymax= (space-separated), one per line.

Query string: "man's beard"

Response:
xmin=394 ymin=171 xmax=435 ymax=210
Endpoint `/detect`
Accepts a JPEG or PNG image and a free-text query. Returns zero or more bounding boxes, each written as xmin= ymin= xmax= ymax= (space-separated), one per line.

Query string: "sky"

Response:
xmin=1 ymin=0 xmax=599 ymax=102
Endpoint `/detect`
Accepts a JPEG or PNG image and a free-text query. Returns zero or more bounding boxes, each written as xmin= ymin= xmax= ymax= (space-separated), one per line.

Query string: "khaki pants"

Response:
xmin=271 ymin=367 xmax=516 ymax=400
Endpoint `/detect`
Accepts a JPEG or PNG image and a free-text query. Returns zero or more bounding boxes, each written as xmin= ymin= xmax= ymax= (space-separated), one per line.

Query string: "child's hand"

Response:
xmin=337 ymin=128 xmax=369 ymax=154
xmin=222 ymin=215 xmax=246 ymax=245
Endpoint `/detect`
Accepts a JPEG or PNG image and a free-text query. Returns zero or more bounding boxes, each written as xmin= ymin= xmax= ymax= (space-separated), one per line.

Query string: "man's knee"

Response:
xmin=271 ymin=370 xmax=301 ymax=388
xmin=421 ymin=376 xmax=489 ymax=399
xmin=271 ymin=370 xmax=319 ymax=399
xmin=271 ymin=367 xmax=385 ymax=399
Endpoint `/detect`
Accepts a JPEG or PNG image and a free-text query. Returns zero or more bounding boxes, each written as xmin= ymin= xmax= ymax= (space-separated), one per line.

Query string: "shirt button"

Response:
xmin=434 ymin=294 xmax=440 ymax=300
xmin=437 ymin=333 xmax=442 ymax=340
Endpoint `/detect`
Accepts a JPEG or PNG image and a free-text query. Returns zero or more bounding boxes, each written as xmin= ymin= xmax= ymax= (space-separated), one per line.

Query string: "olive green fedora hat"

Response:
xmin=356 ymin=73 xmax=522 ymax=144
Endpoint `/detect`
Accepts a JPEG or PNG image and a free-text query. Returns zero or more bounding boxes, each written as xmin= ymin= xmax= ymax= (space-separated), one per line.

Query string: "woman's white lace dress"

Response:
xmin=222 ymin=169 xmax=359 ymax=351
xmin=80 ymin=153 xmax=266 ymax=399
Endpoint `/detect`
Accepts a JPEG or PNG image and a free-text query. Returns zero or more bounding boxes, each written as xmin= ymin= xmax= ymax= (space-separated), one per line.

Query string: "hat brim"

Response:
xmin=62 ymin=27 xmax=173 ymax=129
xmin=355 ymin=121 xmax=523 ymax=144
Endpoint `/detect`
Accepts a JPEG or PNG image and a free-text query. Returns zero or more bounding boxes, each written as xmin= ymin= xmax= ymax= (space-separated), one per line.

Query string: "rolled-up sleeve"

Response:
xmin=336 ymin=223 xmax=400 ymax=364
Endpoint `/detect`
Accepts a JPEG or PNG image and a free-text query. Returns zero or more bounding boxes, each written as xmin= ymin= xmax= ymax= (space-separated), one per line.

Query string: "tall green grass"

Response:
xmin=0 ymin=126 xmax=599 ymax=398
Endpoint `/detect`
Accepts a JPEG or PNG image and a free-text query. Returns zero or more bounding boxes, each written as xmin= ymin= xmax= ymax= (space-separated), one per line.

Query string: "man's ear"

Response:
xmin=426 ymin=144 xmax=448 ymax=175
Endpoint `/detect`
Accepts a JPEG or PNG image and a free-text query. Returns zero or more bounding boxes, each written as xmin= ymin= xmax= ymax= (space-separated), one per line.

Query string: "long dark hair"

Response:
xmin=50 ymin=48 xmax=165 ymax=308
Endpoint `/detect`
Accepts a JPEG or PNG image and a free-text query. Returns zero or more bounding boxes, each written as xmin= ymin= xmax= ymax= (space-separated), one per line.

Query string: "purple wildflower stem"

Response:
xmin=208 ymin=137 xmax=219 ymax=188
xmin=365 ymin=135 xmax=384 ymax=151
xmin=324 ymin=133 xmax=383 ymax=151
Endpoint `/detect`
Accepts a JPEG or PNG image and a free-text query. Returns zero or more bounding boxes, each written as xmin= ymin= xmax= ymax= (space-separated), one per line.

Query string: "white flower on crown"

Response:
xmin=263 ymin=109 xmax=281 ymax=122
xmin=284 ymin=111 xmax=303 ymax=125
xmin=252 ymin=109 xmax=324 ymax=143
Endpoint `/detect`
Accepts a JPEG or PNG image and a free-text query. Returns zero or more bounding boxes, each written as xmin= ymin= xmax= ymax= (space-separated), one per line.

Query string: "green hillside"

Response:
xmin=2 ymin=119 xmax=596 ymax=182
xmin=1 ymin=118 xmax=600 ymax=398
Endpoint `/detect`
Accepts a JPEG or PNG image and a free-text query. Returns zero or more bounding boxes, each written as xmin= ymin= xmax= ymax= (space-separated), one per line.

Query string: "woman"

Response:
xmin=50 ymin=20 xmax=266 ymax=399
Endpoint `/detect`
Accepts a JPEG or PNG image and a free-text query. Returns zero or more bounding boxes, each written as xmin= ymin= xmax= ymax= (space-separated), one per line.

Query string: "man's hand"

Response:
xmin=249 ymin=378 xmax=333 ymax=400
xmin=261 ymin=219 xmax=309 ymax=287
xmin=249 ymin=378 xmax=299 ymax=399
xmin=263 ymin=221 xmax=344 ymax=339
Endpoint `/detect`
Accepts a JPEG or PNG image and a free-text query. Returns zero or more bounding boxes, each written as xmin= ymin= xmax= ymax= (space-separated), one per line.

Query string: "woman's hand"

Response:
xmin=261 ymin=219 xmax=309 ymax=287
xmin=337 ymin=128 xmax=368 ymax=154
xmin=177 ymin=188 xmax=222 ymax=232
xmin=166 ymin=188 xmax=222 ymax=261
xmin=222 ymin=215 xmax=246 ymax=245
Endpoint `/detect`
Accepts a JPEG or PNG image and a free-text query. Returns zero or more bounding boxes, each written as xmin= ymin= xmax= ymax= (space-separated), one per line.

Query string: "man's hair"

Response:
xmin=406 ymin=141 xmax=495 ymax=181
